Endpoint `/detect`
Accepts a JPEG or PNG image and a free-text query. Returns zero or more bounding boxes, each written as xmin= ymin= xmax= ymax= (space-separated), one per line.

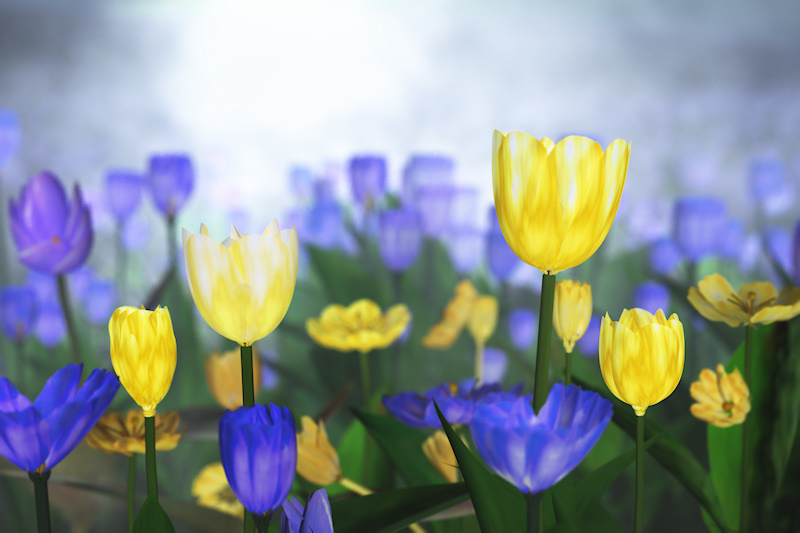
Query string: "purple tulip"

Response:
xmin=718 ymin=219 xmax=745 ymax=261
xmin=0 ymin=110 xmax=20 ymax=168
xmin=8 ymin=172 xmax=93 ymax=275
xmin=449 ymin=187 xmax=479 ymax=230
xmin=289 ymin=166 xmax=314 ymax=203
xmin=749 ymin=158 xmax=793 ymax=217
xmin=673 ymin=197 xmax=726 ymax=263
xmin=281 ymin=488 xmax=334 ymax=533
xmin=105 ymin=170 xmax=144 ymax=221
xmin=649 ymin=238 xmax=683 ymax=276
xmin=414 ymin=184 xmax=456 ymax=237
xmin=401 ymin=155 xmax=454 ymax=205
xmin=0 ymin=286 xmax=37 ymax=341
xmin=633 ymin=281 xmax=670 ymax=315
xmin=448 ymin=227 xmax=483 ymax=275
xmin=349 ymin=156 xmax=387 ymax=206
xmin=378 ymin=208 xmax=423 ymax=272
xmin=147 ymin=154 xmax=194 ymax=218
xmin=313 ymin=178 xmax=336 ymax=203
xmin=507 ymin=308 xmax=537 ymax=351
xmin=305 ymin=201 xmax=344 ymax=249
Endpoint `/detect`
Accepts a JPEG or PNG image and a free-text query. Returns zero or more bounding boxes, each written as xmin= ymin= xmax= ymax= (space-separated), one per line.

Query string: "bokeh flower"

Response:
xmin=648 ymin=238 xmax=683 ymax=276
xmin=281 ymin=488 xmax=334 ymax=533
xmin=82 ymin=279 xmax=116 ymax=326
xmin=575 ymin=315 xmax=602 ymax=356
xmin=482 ymin=347 xmax=508 ymax=384
xmin=422 ymin=280 xmax=477 ymax=349
xmin=414 ymin=184 xmax=457 ymax=238
xmin=486 ymin=209 xmax=521 ymax=282
xmin=296 ymin=416 xmax=340 ymax=486
xmin=402 ymin=154 xmax=454 ymax=205
xmin=422 ymin=430 xmax=460 ymax=483
xmin=687 ymin=274 xmax=800 ymax=327
xmin=507 ymin=308 xmax=537 ymax=351
xmin=147 ymin=154 xmax=194 ymax=218
xmin=0 ymin=363 xmax=119 ymax=472
xmin=689 ymin=364 xmax=750 ymax=428
xmin=553 ymin=280 xmax=592 ymax=354
xmin=672 ymin=197 xmax=726 ymax=263
xmin=8 ymin=171 xmax=93 ymax=275
xmin=85 ymin=410 xmax=184 ymax=455
xmin=109 ymin=306 xmax=177 ymax=417
xmin=492 ymin=131 xmax=629 ymax=274
xmin=306 ymin=299 xmax=411 ymax=354
xmin=183 ymin=221 xmax=299 ymax=346
xmin=378 ymin=208 xmax=423 ymax=272
xmin=0 ymin=109 xmax=20 ymax=167
xmin=470 ymin=383 xmax=612 ymax=494
xmin=466 ymin=295 xmax=498 ymax=347
xmin=349 ymin=155 xmax=386 ymax=207
xmin=205 ymin=348 xmax=263 ymax=411
xmin=192 ymin=462 xmax=244 ymax=518
xmin=105 ymin=170 xmax=144 ymax=221
xmin=1 ymin=286 xmax=37 ymax=341
xmin=599 ymin=309 xmax=685 ymax=416
xmin=633 ymin=281 xmax=670 ymax=315
xmin=448 ymin=227 xmax=484 ymax=275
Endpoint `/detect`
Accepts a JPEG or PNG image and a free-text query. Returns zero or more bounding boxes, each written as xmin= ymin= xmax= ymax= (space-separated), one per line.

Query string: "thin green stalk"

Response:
xmin=474 ymin=341 xmax=484 ymax=385
xmin=359 ymin=351 xmax=372 ymax=406
xmin=526 ymin=492 xmax=539 ymax=533
xmin=127 ymin=453 xmax=137 ymax=533
xmin=241 ymin=345 xmax=256 ymax=408
xmin=564 ymin=349 xmax=572 ymax=386
xmin=740 ymin=326 xmax=753 ymax=533
xmin=253 ymin=511 xmax=273 ymax=533
xmin=390 ymin=271 xmax=404 ymax=393
xmin=144 ymin=415 xmax=158 ymax=499
xmin=533 ymin=274 xmax=556 ymax=413
xmin=244 ymin=512 xmax=254 ymax=533
xmin=166 ymin=215 xmax=178 ymax=274
xmin=56 ymin=274 xmax=81 ymax=365
xmin=29 ymin=470 xmax=52 ymax=533
xmin=635 ymin=415 xmax=644 ymax=533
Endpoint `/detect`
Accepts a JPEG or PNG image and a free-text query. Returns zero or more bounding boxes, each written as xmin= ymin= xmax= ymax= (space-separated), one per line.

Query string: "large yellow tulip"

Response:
xmin=492 ymin=131 xmax=629 ymax=274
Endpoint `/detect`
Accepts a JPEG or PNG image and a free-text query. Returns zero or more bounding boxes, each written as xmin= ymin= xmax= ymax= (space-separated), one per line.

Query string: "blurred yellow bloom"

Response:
xmin=423 ymin=430 xmax=461 ymax=484
xmin=192 ymin=462 xmax=244 ymax=518
xmin=205 ymin=348 xmax=263 ymax=411
xmin=182 ymin=220 xmax=299 ymax=346
xmin=599 ymin=308 xmax=684 ymax=417
xmin=85 ymin=410 xmax=184 ymax=456
xmin=296 ymin=416 xmax=341 ymax=485
xmin=423 ymin=281 xmax=497 ymax=349
xmin=109 ymin=306 xmax=177 ymax=417
xmin=306 ymin=299 xmax=411 ymax=354
xmin=467 ymin=296 xmax=498 ymax=346
xmin=553 ymin=280 xmax=593 ymax=354
xmin=690 ymin=364 xmax=750 ymax=428
xmin=687 ymin=274 xmax=800 ymax=328
xmin=492 ymin=131 xmax=629 ymax=275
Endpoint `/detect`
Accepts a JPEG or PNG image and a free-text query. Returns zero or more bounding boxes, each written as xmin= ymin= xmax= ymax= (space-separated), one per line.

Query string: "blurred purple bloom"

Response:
xmin=105 ymin=170 xmax=144 ymax=221
xmin=718 ymin=219 xmax=745 ymax=261
xmin=487 ymin=228 xmax=519 ymax=281
xmin=765 ymin=226 xmax=793 ymax=276
xmin=673 ymin=197 xmax=726 ymax=262
xmin=305 ymin=201 xmax=344 ymax=249
xmin=82 ymin=279 xmax=116 ymax=326
xmin=576 ymin=315 xmax=602 ymax=356
xmin=289 ymin=166 xmax=314 ymax=203
xmin=349 ymin=156 xmax=387 ymax=206
xmin=483 ymin=347 xmax=508 ymax=385
xmin=8 ymin=172 xmax=93 ymax=275
xmin=1 ymin=286 xmax=37 ymax=341
xmin=401 ymin=155 xmax=454 ymax=204
xmin=448 ymin=228 xmax=483 ymax=275
xmin=68 ymin=265 xmax=94 ymax=304
xmin=507 ymin=308 xmax=537 ymax=351
xmin=0 ymin=109 xmax=20 ymax=168
xmin=313 ymin=178 xmax=336 ymax=203
xmin=260 ymin=350 xmax=280 ymax=391
xmin=122 ymin=214 xmax=151 ymax=251
xmin=449 ymin=187 xmax=479 ymax=230
xmin=35 ymin=303 xmax=66 ymax=348
xmin=281 ymin=488 xmax=334 ymax=533
xmin=749 ymin=158 xmax=793 ymax=217
xmin=147 ymin=154 xmax=194 ymax=218
xmin=378 ymin=208 xmax=423 ymax=272
xmin=415 ymin=184 xmax=456 ymax=237
xmin=633 ymin=282 xmax=670 ymax=315
xmin=26 ymin=271 xmax=57 ymax=304
xmin=649 ymin=238 xmax=683 ymax=276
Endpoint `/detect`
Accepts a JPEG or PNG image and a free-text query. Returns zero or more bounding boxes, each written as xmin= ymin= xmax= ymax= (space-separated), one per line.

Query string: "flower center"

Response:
xmin=50 ymin=236 xmax=61 ymax=244
xmin=721 ymin=401 xmax=734 ymax=412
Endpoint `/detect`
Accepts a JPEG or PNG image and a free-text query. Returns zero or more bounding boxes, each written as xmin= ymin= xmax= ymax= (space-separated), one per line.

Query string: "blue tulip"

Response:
xmin=401 ymin=155 xmax=454 ymax=205
xmin=718 ymin=219 xmax=745 ymax=261
xmin=575 ymin=315 xmax=602 ymax=356
xmin=105 ymin=169 xmax=144 ymax=221
xmin=507 ymin=308 xmax=537 ymax=351
xmin=0 ymin=109 xmax=20 ymax=168
xmin=672 ymin=197 xmax=726 ymax=262
xmin=147 ymin=154 xmax=194 ymax=218
xmin=378 ymin=208 xmax=423 ymax=272
xmin=470 ymin=383 xmax=612 ymax=494
xmin=219 ymin=404 xmax=296 ymax=516
xmin=414 ymin=184 xmax=457 ymax=238
xmin=289 ymin=166 xmax=314 ymax=203
xmin=1 ymin=286 xmax=37 ymax=341
xmin=482 ymin=347 xmax=508 ymax=385
xmin=281 ymin=488 xmax=334 ymax=533
xmin=632 ymin=281 xmax=670 ymax=315
xmin=349 ymin=156 xmax=387 ymax=206
xmin=0 ymin=363 xmax=119 ymax=473
xmin=82 ymin=279 xmax=117 ymax=326
xmin=648 ymin=238 xmax=683 ymax=276
xmin=448 ymin=227 xmax=483 ymax=275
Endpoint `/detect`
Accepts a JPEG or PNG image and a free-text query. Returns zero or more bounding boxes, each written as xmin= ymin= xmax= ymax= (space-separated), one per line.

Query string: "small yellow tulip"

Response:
xmin=192 ymin=462 xmax=244 ymax=518
xmin=553 ymin=280 xmax=592 ymax=354
xmin=422 ymin=430 xmax=460 ymax=484
xmin=492 ymin=131 xmax=629 ymax=275
xmin=296 ymin=416 xmax=341 ymax=486
xmin=109 ymin=306 xmax=177 ymax=417
xmin=423 ymin=280 xmax=478 ymax=349
xmin=467 ymin=296 xmax=498 ymax=346
xmin=85 ymin=410 xmax=184 ymax=455
xmin=306 ymin=299 xmax=411 ymax=354
xmin=599 ymin=308 xmax=684 ymax=416
xmin=182 ymin=220 xmax=299 ymax=346
xmin=690 ymin=364 xmax=750 ymax=428
xmin=687 ymin=273 xmax=800 ymax=327
xmin=205 ymin=348 xmax=263 ymax=411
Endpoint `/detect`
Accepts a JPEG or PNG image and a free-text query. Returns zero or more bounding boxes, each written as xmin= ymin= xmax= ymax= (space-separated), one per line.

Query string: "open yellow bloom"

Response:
xmin=599 ymin=308 xmax=684 ymax=417
xmin=690 ymin=364 xmax=750 ymax=428
xmin=192 ymin=462 xmax=244 ymax=518
xmin=182 ymin=220 xmax=299 ymax=346
xmin=109 ymin=306 xmax=177 ymax=417
xmin=85 ymin=410 xmax=184 ymax=455
xmin=492 ymin=131 xmax=629 ymax=275
xmin=422 ymin=430 xmax=460 ymax=484
xmin=423 ymin=281 xmax=497 ymax=349
xmin=296 ymin=416 xmax=341 ymax=485
xmin=205 ymin=348 xmax=262 ymax=411
xmin=688 ymin=273 xmax=800 ymax=327
xmin=553 ymin=280 xmax=592 ymax=353
xmin=306 ymin=299 xmax=411 ymax=354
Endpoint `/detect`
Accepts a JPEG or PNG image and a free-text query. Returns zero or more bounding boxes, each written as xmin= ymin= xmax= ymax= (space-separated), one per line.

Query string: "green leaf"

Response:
xmin=133 ymin=495 xmax=175 ymax=533
xmin=306 ymin=245 xmax=393 ymax=306
xmin=336 ymin=416 xmax=392 ymax=492
xmin=551 ymin=490 xmax=581 ymax=533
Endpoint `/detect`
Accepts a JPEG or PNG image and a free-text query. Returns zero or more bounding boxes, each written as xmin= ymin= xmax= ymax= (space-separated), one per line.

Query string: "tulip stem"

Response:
xmin=241 ymin=345 xmax=256 ymax=408
xmin=56 ymin=274 xmax=81 ymax=365
xmin=340 ymin=476 xmax=372 ymax=496
xmin=144 ymin=415 xmax=158 ymax=500
xmin=740 ymin=326 xmax=753 ymax=533
xmin=564 ymin=349 xmax=572 ymax=386
xmin=166 ymin=215 xmax=178 ymax=274
xmin=244 ymin=511 xmax=254 ymax=533
xmin=359 ymin=351 xmax=372 ymax=407
xmin=29 ymin=470 xmax=52 ymax=533
xmin=635 ymin=414 xmax=644 ymax=533
xmin=474 ymin=341 xmax=484 ymax=385
xmin=127 ymin=453 xmax=137 ymax=532
xmin=526 ymin=492 xmax=539 ymax=533
xmin=252 ymin=511 xmax=272 ymax=533
xmin=533 ymin=274 xmax=556 ymax=413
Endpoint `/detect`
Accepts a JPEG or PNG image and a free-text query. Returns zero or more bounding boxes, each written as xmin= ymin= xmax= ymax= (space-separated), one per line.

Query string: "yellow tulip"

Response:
xmin=182 ymin=220 xmax=299 ymax=346
xmin=306 ymin=299 xmax=411 ymax=354
xmin=423 ymin=280 xmax=478 ymax=349
xmin=192 ymin=462 xmax=244 ymax=518
xmin=467 ymin=296 xmax=498 ymax=346
xmin=687 ymin=273 xmax=800 ymax=327
xmin=205 ymin=348 xmax=262 ymax=411
xmin=85 ymin=410 xmax=184 ymax=456
xmin=422 ymin=430 xmax=460 ymax=484
xmin=296 ymin=416 xmax=341 ymax=486
xmin=109 ymin=306 xmax=177 ymax=417
xmin=599 ymin=308 xmax=684 ymax=416
xmin=553 ymin=280 xmax=592 ymax=354
xmin=492 ymin=131 xmax=629 ymax=275
xmin=689 ymin=364 xmax=750 ymax=428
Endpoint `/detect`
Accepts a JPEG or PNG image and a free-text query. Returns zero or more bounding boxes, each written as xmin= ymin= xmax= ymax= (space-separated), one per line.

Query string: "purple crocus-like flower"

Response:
xmin=147 ymin=154 xmax=194 ymax=218
xmin=0 ymin=109 xmax=20 ymax=168
xmin=483 ymin=347 xmax=508 ymax=385
xmin=383 ymin=379 xmax=527 ymax=428
xmin=749 ymin=158 xmax=793 ymax=217
xmin=105 ymin=169 xmax=144 ymax=221
xmin=401 ymin=155 xmax=454 ymax=205
xmin=415 ymin=184 xmax=457 ymax=238
xmin=82 ymin=279 xmax=117 ymax=326
xmin=0 ymin=363 xmax=119 ymax=473
xmin=575 ymin=315 xmax=602 ymax=356
xmin=718 ymin=219 xmax=745 ymax=261
xmin=470 ymin=383 xmax=612 ymax=494
xmin=305 ymin=201 xmax=345 ymax=250
xmin=507 ymin=308 xmax=537 ymax=351
xmin=8 ymin=172 xmax=93 ymax=275
xmin=648 ymin=238 xmax=682 ymax=276
xmin=765 ymin=226 xmax=793 ymax=277
xmin=0 ymin=286 xmax=37 ymax=341
xmin=289 ymin=166 xmax=314 ymax=203
xmin=349 ymin=155 xmax=387 ymax=206
xmin=448 ymin=227 xmax=483 ymax=275
xmin=34 ymin=303 xmax=66 ymax=348
xmin=632 ymin=281 xmax=670 ymax=315
xmin=378 ymin=208 xmax=423 ymax=272
xmin=672 ymin=197 xmax=726 ymax=263
xmin=219 ymin=404 xmax=296 ymax=515
xmin=281 ymin=488 xmax=334 ymax=533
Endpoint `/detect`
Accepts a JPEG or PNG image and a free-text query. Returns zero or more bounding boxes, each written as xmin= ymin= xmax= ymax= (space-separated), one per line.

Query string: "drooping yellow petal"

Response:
xmin=422 ymin=431 xmax=461 ymax=484
xmin=85 ymin=410 xmax=184 ymax=456
xmin=296 ymin=417 xmax=341 ymax=485
xmin=423 ymin=280 xmax=478 ymax=349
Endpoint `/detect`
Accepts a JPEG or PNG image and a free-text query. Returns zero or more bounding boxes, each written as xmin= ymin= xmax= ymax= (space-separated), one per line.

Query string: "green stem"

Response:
xmin=144 ymin=415 xmax=158 ymax=500
xmin=244 ymin=511 xmax=254 ymax=533
xmin=166 ymin=215 xmax=178 ymax=273
xmin=391 ymin=271 xmax=404 ymax=393
xmin=474 ymin=341 xmax=484 ymax=385
xmin=359 ymin=351 xmax=372 ymax=406
xmin=564 ymin=349 xmax=572 ymax=386
xmin=56 ymin=274 xmax=81 ymax=365
xmin=29 ymin=470 xmax=52 ymax=533
xmin=635 ymin=414 xmax=644 ymax=533
xmin=526 ymin=492 xmax=540 ymax=533
xmin=253 ymin=511 xmax=272 ymax=532
xmin=533 ymin=274 xmax=556 ymax=413
xmin=740 ymin=326 xmax=753 ymax=533
xmin=127 ymin=453 xmax=137 ymax=533
xmin=241 ymin=345 xmax=256 ymax=408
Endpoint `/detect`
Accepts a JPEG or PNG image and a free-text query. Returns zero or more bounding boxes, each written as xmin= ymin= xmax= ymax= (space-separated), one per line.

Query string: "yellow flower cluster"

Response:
xmin=85 ymin=410 xmax=184 ymax=456
xmin=306 ymin=299 xmax=411 ymax=354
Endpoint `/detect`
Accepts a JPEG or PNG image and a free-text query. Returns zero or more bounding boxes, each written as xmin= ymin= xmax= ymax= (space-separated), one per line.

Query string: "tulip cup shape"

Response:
xmin=8 ymin=171 xmax=93 ymax=275
xmin=599 ymin=308 xmax=685 ymax=416
xmin=553 ymin=280 xmax=592 ymax=354
xmin=219 ymin=404 xmax=297 ymax=516
xmin=470 ymin=383 xmax=612 ymax=494
xmin=492 ymin=131 xmax=629 ymax=274
xmin=183 ymin=221 xmax=299 ymax=346
xmin=147 ymin=154 xmax=194 ymax=218
xmin=109 ymin=306 xmax=177 ymax=417
xmin=281 ymin=488 xmax=334 ymax=533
